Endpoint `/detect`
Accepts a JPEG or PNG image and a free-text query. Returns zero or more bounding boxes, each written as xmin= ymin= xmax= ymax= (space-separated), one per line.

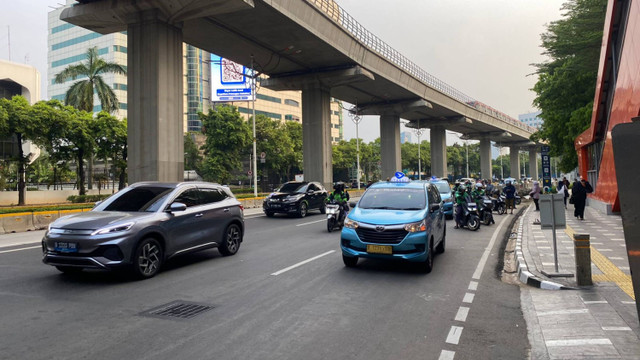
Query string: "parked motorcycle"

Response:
xmin=326 ymin=202 xmax=344 ymax=232
xmin=478 ymin=195 xmax=495 ymax=225
xmin=495 ymin=193 xmax=507 ymax=215
xmin=458 ymin=194 xmax=480 ymax=231
xmin=515 ymin=193 xmax=522 ymax=205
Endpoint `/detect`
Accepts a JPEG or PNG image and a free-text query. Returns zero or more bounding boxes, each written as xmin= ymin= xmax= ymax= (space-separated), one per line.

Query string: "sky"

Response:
xmin=0 ymin=0 xmax=567 ymax=152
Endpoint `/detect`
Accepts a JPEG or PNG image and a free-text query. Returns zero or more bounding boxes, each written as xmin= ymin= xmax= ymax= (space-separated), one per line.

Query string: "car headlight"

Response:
xmin=344 ymin=218 xmax=359 ymax=229
xmin=285 ymin=195 xmax=304 ymax=202
xmin=404 ymin=220 xmax=426 ymax=232
xmin=91 ymin=222 xmax=135 ymax=236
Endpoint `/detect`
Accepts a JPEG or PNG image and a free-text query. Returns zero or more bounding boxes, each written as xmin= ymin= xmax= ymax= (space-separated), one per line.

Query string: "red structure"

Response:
xmin=575 ymin=0 xmax=640 ymax=213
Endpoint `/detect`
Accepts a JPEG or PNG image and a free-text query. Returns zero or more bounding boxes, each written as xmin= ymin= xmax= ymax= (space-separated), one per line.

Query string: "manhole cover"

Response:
xmin=140 ymin=301 xmax=215 ymax=320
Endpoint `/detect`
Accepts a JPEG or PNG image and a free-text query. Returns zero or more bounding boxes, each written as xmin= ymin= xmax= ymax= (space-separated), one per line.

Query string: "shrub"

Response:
xmin=67 ymin=194 xmax=111 ymax=203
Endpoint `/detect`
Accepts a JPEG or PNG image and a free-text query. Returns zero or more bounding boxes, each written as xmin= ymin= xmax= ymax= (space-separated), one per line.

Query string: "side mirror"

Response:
xmin=349 ymin=201 xmax=357 ymax=208
xmin=94 ymin=200 xmax=103 ymax=207
xmin=169 ymin=202 xmax=187 ymax=212
xmin=430 ymin=203 xmax=441 ymax=212
xmin=308 ymin=189 xmax=314 ymax=194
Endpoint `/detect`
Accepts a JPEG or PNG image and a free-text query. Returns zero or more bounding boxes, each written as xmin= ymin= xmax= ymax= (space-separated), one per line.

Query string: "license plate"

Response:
xmin=54 ymin=242 xmax=78 ymax=253
xmin=271 ymin=204 xmax=281 ymax=208
xmin=367 ymin=244 xmax=392 ymax=255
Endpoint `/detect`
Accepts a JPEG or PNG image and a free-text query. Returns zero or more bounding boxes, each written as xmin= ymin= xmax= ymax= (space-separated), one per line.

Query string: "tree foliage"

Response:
xmin=54 ymin=47 xmax=127 ymax=114
xmin=531 ymin=0 xmax=607 ymax=171
xmin=200 ymin=105 xmax=251 ymax=184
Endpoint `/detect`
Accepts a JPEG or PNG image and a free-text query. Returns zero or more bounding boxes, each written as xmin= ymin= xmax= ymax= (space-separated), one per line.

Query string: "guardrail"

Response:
xmin=306 ymin=0 xmax=537 ymax=134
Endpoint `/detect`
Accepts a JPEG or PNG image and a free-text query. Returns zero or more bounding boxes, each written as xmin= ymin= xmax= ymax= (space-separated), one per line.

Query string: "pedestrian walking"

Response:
xmin=570 ymin=178 xmax=593 ymax=220
xmin=530 ymin=181 xmax=541 ymax=211
xmin=557 ymin=178 xmax=569 ymax=209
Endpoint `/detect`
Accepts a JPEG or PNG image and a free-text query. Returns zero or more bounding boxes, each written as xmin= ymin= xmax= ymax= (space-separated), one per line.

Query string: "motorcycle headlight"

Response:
xmin=91 ymin=222 xmax=135 ymax=236
xmin=344 ymin=218 xmax=359 ymax=229
xmin=404 ymin=220 xmax=426 ymax=233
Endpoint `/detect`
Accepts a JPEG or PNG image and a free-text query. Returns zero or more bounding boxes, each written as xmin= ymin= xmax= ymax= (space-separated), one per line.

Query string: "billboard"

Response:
xmin=210 ymin=54 xmax=254 ymax=102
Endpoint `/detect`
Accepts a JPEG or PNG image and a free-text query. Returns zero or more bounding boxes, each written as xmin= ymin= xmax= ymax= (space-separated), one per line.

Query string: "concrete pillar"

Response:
xmin=529 ymin=149 xmax=538 ymax=180
xmin=430 ymin=126 xmax=447 ymax=178
xmin=301 ymin=85 xmax=332 ymax=189
xmin=380 ymin=114 xmax=401 ymax=179
xmin=127 ymin=10 xmax=184 ymax=183
xmin=480 ymin=137 xmax=492 ymax=181
xmin=510 ymin=146 xmax=520 ymax=179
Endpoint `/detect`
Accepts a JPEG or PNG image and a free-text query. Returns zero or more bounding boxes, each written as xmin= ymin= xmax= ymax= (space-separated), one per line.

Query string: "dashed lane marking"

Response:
xmin=455 ymin=307 xmax=469 ymax=322
xmin=438 ymin=350 xmax=455 ymax=360
xmin=270 ymin=250 xmax=335 ymax=276
xmin=445 ymin=326 xmax=463 ymax=345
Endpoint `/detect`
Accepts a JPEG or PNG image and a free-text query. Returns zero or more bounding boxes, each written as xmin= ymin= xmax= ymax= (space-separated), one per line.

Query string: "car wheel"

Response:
xmin=219 ymin=223 xmax=242 ymax=256
xmin=298 ymin=202 xmax=308 ymax=218
xmin=131 ymin=238 xmax=163 ymax=279
xmin=343 ymin=255 xmax=358 ymax=267
xmin=422 ymin=238 xmax=434 ymax=273
xmin=320 ymin=202 xmax=327 ymax=214
xmin=468 ymin=216 xmax=480 ymax=231
xmin=436 ymin=227 xmax=446 ymax=254
xmin=265 ymin=211 xmax=274 ymax=217
xmin=55 ymin=266 xmax=83 ymax=274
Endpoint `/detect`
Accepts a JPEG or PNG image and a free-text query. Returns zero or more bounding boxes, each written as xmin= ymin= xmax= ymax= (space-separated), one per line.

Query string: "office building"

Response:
xmin=518 ymin=111 xmax=543 ymax=129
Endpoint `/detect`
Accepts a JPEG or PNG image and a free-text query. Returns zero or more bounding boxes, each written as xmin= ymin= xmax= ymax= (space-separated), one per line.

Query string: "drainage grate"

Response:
xmin=140 ymin=301 xmax=215 ymax=320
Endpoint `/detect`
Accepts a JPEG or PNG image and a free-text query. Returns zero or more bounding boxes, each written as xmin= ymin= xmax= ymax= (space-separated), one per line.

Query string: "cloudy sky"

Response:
xmin=0 ymin=0 xmax=566 ymax=147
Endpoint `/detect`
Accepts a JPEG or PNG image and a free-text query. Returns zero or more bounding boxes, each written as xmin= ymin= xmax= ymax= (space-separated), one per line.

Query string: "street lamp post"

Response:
xmin=465 ymin=141 xmax=469 ymax=178
xmin=412 ymin=119 xmax=424 ymax=180
xmin=348 ymin=103 xmax=362 ymax=190
xmin=250 ymin=56 xmax=258 ymax=197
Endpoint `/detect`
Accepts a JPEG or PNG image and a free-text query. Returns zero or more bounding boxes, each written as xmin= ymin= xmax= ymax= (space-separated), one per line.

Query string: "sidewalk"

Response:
xmin=516 ymin=203 xmax=640 ymax=359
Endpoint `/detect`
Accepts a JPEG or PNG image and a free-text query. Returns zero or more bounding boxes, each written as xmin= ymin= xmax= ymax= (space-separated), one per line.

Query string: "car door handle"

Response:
xmin=195 ymin=213 xmax=204 ymax=218
xmin=224 ymin=208 xmax=230 ymax=212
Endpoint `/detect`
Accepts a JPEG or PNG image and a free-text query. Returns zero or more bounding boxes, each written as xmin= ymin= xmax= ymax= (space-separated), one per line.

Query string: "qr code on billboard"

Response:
xmin=221 ymin=59 xmax=244 ymax=84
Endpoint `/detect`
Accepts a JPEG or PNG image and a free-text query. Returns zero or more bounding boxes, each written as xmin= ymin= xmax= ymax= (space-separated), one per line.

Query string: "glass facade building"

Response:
xmin=518 ymin=110 xmax=543 ymax=129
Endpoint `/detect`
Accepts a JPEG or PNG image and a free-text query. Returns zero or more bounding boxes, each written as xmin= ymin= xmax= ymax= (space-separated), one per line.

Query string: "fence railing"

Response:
xmin=306 ymin=0 xmax=538 ymax=134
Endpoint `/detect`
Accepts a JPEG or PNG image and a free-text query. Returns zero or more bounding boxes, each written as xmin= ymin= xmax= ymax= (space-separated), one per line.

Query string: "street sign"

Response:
xmin=541 ymin=145 xmax=551 ymax=189
xmin=260 ymin=152 xmax=266 ymax=159
xmin=247 ymin=170 xmax=252 ymax=176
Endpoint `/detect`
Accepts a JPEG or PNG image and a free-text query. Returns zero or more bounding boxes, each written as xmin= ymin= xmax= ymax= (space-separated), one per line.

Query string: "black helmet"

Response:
xmin=334 ymin=182 xmax=345 ymax=191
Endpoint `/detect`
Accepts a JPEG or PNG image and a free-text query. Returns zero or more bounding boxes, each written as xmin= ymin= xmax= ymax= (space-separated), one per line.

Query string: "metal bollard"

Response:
xmin=573 ymin=233 xmax=592 ymax=286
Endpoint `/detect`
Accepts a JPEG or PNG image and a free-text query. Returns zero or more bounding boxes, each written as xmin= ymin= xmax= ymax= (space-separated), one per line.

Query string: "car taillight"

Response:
xmin=239 ymin=204 xmax=244 ymax=211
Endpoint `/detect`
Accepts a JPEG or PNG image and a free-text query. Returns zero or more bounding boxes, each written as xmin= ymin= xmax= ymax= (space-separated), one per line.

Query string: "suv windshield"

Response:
xmin=433 ymin=182 xmax=451 ymax=194
xmin=278 ymin=183 xmax=307 ymax=193
xmin=95 ymin=186 xmax=174 ymax=212
xmin=358 ymin=187 xmax=426 ymax=210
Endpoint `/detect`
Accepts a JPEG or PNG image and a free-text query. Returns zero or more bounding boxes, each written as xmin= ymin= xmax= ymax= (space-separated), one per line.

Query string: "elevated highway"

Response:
xmin=62 ymin=0 xmax=539 ymax=184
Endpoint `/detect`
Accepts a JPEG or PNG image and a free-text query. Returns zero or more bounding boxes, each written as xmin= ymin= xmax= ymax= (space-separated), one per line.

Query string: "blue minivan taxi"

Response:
xmin=431 ymin=179 xmax=453 ymax=219
xmin=340 ymin=174 xmax=446 ymax=273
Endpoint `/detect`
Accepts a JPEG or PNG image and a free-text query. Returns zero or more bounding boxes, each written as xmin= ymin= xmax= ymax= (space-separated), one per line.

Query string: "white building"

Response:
xmin=518 ymin=110 xmax=543 ymax=129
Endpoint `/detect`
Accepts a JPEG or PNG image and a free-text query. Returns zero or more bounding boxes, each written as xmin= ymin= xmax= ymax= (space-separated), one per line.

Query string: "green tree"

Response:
xmin=184 ymin=132 xmax=202 ymax=173
xmin=401 ymin=140 xmax=431 ymax=177
xmin=92 ymin=112 xmax=128 ymax=190
xmin=283 ymin=121 xmax=303 ymax=179
xmin=532 ymin=0 xmax=607 ymax=171
xmin=54 ymin=47 xmax=127 ymax=114
xmin=200 ymin=105 xmax=251 ymax=184
xmin=0 ymin=96 xmax=39 ymax=205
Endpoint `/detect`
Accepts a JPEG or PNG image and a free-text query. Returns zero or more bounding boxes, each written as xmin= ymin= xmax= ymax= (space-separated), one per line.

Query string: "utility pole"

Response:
xmin=251 ymin=56 xmax=258 ymax=197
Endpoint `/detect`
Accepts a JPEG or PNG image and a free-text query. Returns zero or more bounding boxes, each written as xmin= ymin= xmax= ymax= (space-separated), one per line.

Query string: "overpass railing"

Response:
xmin=307 ymin=0 xmax=537 ymax=135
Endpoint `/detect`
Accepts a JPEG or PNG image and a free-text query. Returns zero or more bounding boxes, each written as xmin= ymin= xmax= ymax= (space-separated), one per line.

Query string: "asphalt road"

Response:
xmin=0 ymin=210 xmax=528 ymax=360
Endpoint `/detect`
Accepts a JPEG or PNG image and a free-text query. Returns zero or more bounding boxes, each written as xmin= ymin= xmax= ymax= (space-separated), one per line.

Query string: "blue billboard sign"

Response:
xmin=211 ymin=55 xmax=254 ymax=102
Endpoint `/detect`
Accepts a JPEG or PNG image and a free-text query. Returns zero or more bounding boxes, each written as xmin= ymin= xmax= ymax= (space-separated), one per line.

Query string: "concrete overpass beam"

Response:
xmin=510 ymin=146 xmax=520 ymax=179
xmin=302 ymin=85 xmax=333 ymax=189
xmin=529 ymin=149 xmax=538 ymax=180
xmin=480 ymin=137 xmax=492 ymax=181
xmin=127 ymin=10 xmax=184 ymax=183
xmin=380 ymin=114 xmax=401 ymax=179
xmin=430 ymin=126 xmax=447 ymax=178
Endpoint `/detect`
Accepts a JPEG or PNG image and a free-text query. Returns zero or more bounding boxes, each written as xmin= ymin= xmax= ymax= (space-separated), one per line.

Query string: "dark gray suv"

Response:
xmin=42 ymin=182 xmax=244 ymax=279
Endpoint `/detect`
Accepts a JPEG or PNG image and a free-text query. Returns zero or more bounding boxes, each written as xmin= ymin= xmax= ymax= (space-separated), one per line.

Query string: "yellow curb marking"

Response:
xmin=565 ymin=225 xmax=635 ymax=300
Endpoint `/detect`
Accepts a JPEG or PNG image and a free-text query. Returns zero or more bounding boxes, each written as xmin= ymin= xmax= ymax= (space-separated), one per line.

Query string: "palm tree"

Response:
xmin=54 ymin=47 xmax=127 ymax=113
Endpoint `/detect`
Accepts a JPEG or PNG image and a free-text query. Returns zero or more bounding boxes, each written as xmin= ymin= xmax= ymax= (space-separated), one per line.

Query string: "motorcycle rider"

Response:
xmin=327 ymin=182 xmax=350 ymax=224
xmin=472 ymin=182 xmax=485 ymax=207
xmin=454 ymin=184 xmax=468 ymax=229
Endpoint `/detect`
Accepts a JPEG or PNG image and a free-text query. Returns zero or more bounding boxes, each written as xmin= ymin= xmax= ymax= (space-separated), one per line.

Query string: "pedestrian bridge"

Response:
xmin=62 ymin=0 xmax=540 ymax=185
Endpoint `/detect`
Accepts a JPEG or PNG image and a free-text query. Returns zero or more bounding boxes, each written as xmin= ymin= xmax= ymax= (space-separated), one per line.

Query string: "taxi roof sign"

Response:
xmin=390 ymin=172 xmax=411 ymax=183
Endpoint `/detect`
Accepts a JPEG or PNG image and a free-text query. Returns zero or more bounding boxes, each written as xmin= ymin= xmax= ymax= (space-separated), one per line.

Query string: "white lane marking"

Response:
xmin=445 ymin=326 xmax=463 ymax=345
xmin=438 ymin=350 xmax=455 ymax=360
xmin=471 ymin=214 xmax=510 ymax=280
xmin=598 ymin=249 xmax=613 ymax=252
xmin=622 ymin=301 xmax=636 ymax=304
xmin=611 ymin=238 xmax=624 ymax=241
xmin=602 ymin=326 xmax=632 ymax=331
xmin=583 ymin=301 xmax=607 ymax=304
xmin=546 ymin=338 xmax=612 ymax=347
xmin=468 ymin=281 xmax=478 ymax=291
xmin=609 ymin=257 xmax=624 ymax=260
xmin=455 ymin=307 xmax=469 ymax=322
xmin=296 ymin=219 xmax=327 ymax=227
xmin=542 ymin=263 xmax=555 ymax=266
xmin=537 ymin=309 xmax=588 ymax=316
xmin=270 ymin=250 xmax=335 ymax=276
xmin=462 ymin=293 xmax=475 ymax=304
xmin=0 ymin=245 xmax=41 ymax=254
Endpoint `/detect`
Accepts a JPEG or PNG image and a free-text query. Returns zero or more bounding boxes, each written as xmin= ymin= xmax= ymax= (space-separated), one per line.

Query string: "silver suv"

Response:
xmin=42 ymin=182 xmax=244 ymax=279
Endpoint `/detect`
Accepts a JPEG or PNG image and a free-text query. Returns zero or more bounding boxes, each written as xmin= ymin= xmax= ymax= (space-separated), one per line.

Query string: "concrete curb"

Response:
xmin=514 ymin=207 xmax=572 ymax=290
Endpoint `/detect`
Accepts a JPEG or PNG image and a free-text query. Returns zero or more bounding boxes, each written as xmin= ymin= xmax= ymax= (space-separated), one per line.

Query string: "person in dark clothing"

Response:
xmin=571 ymin=178 xmax=593 ymax=220
xmin=503 ymin=180 xmax=516 ymax=214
